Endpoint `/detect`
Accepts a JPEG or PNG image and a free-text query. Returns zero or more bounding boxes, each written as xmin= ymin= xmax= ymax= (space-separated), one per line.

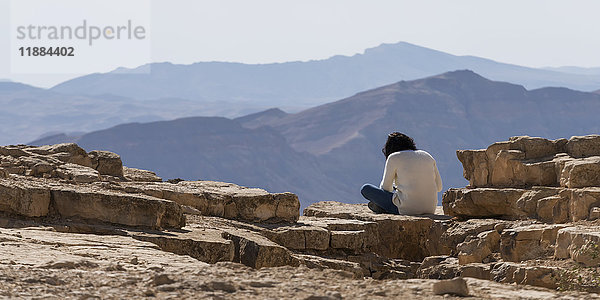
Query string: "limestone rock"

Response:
xmin=122 ymin=166 xmax=162 ymax=182
xmin=432 ymin=277 xmax=469 ymax=296
xmin=417 ymin=256 xmax=462 ymax=279
xmin=457 ymin=135 xmax=600 ymax=189
xmin=489 ymin=262 xmax=560 ymax=290
xmin=509 ymin=136 xmax=566 ymax=160
xmin=263 ymin=225 xmax=329 ymax=250
xmin=111 ymin=181 xmax=300 ymax=223
xmin=555 ymin=226 xmax=600 ymax=267
xmin=457 ymin=230 xmax=500 ymax=264
xmin=567 ymin=135 xmax=600 ymax=158
xmin=88 ymin=150 xmax=124 ymax=177
xmin=54 ymin=163 xmax=101 ymax=183
xmin=50 ymin=184 xmax=185 ymax=229
xmin=560 ymin=157 xmax=600 ymax=188
xmin=568 ymin=188 xmax=600 ymax=221
xmin=304 ymin=201 xmax=452 ymax=261
xmin=439 ymin=219 xmax=506 ymax=255
xmin=0 ymin=177 xmax=50 ymax=217
xmin=3 ymin=225 xmax=587 ymax=299
xmin=500 ymin=224 xmax=567 ymax=262
xmin=222 ymin=229 xmax=298 ymax=268
xmin=131 ymin=227 xmax=235 ymax=263
xmin=443 ymin=188 xmax=527 ymax=220
xmin=27 ymin=143 xmax=93 ymax=168
xmin=294 ymin=254 xmax=365 ymax=278
xmin=442 ymin=187 xmax=597 ymax=223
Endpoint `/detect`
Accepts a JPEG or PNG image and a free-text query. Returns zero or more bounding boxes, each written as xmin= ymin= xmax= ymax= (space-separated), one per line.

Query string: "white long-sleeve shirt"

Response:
xmin=379 ymin=150 xmax=442 ymax=215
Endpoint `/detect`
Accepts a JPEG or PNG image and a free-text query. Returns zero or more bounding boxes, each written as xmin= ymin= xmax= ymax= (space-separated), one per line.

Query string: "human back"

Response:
xmin=361 ymin=132 xmax=442 ymax=215
xmin=383 ymin=149 xmax=441 ymax=215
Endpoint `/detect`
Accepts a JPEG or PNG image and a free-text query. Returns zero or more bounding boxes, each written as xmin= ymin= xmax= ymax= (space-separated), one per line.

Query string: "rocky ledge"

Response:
xmin=1 ymin=141 xmax=599 ymax=299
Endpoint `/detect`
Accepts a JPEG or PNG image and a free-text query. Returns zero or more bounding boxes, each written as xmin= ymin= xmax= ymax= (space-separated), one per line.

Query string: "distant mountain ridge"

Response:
xmin=51 ymin=42 xmax=600 ymax=111
xmin=32 ymin=70 xmax=600 ymax=207
xmin=4 ymin=41 xmax=600 ymax=146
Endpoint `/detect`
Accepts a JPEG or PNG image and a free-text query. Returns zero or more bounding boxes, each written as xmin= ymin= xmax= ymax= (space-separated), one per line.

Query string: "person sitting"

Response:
xmin=361 ymin=132 xmax=442 ymax=215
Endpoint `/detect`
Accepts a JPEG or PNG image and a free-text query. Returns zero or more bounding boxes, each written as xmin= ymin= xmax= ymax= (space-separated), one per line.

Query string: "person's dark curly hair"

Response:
xmin=382 ymin=132 xmax=417 ymax=159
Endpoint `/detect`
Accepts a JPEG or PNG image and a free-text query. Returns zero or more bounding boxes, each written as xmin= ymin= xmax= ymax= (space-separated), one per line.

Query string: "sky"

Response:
xmin=1 ymin=0 xmax=600 ymax=88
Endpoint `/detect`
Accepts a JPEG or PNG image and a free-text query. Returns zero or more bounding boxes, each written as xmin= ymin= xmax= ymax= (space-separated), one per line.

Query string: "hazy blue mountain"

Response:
xmin=543 ymin=66 xmax=600 ymax=76
xmin=234 ymin=108 xmax=289 ymax=129
xmin=51 ymin=42 xmax=600 ymax=111
xmin=0 ymin=81 xmax=266 ymax=145
xmin=32 ymin=71 xmax=600 ymax=207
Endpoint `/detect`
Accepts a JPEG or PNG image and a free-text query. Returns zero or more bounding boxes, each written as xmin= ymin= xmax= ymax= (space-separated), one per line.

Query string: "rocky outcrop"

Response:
xmin=2 ymin=141 xmax=600 ymax=298
xmin=439 ymin=135 xmax=600 ymax=292
xmin=0 ymin=143 xmax=299 ymax=228
xmin=445 ymin=135 xmax=600 ymax=223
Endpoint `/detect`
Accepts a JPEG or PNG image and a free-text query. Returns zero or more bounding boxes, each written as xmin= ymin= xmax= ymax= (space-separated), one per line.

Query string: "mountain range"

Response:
xmin=32 ymin=70 xmax=600 ymax=208
xmin=52 ymin=42 xmax=600 ymax=111
xmin=3 ymin=41 xmax=600 ymax=147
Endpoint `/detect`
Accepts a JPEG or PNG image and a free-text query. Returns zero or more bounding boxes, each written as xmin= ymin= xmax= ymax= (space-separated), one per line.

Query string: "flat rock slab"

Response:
xmin=112 ymin=181 xmax=300 ymax=223
xmin=303 ymin=201 xmax=453 ymax=261
xmin=0 ymin=175 xmax=185 ymax=230
xmin=443 ymin=187 xmax=600 ymax=223
xmin=50 ymin=184 xmax=185 ymax=230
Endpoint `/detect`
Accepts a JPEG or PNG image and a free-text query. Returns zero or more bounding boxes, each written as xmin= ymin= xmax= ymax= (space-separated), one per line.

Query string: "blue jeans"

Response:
xmin=360 ymin=184 xmax=399 ymax=214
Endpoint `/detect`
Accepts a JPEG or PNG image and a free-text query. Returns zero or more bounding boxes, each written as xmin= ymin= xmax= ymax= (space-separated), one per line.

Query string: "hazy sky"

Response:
xmin=2 ymin=0 xmax=600 ymax=87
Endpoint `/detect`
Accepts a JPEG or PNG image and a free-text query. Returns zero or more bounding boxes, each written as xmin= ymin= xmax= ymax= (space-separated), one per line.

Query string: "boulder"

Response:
xmin=88 ymin=150 xmax=124 ymax=177
xmin=508 ymin=136 xmax=566 ymax=160
xmin=566 ymin=135 xmax=600 ymax=158
xmin=456 ymin=149 xmax=488 ymax=187
xmin=432 ymin=277 xmax=469 ymax=296
xmin=416 ymin=256 xmax=461 ymax=279
xmin=560 ymin=156 xmax=600 ymax=188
